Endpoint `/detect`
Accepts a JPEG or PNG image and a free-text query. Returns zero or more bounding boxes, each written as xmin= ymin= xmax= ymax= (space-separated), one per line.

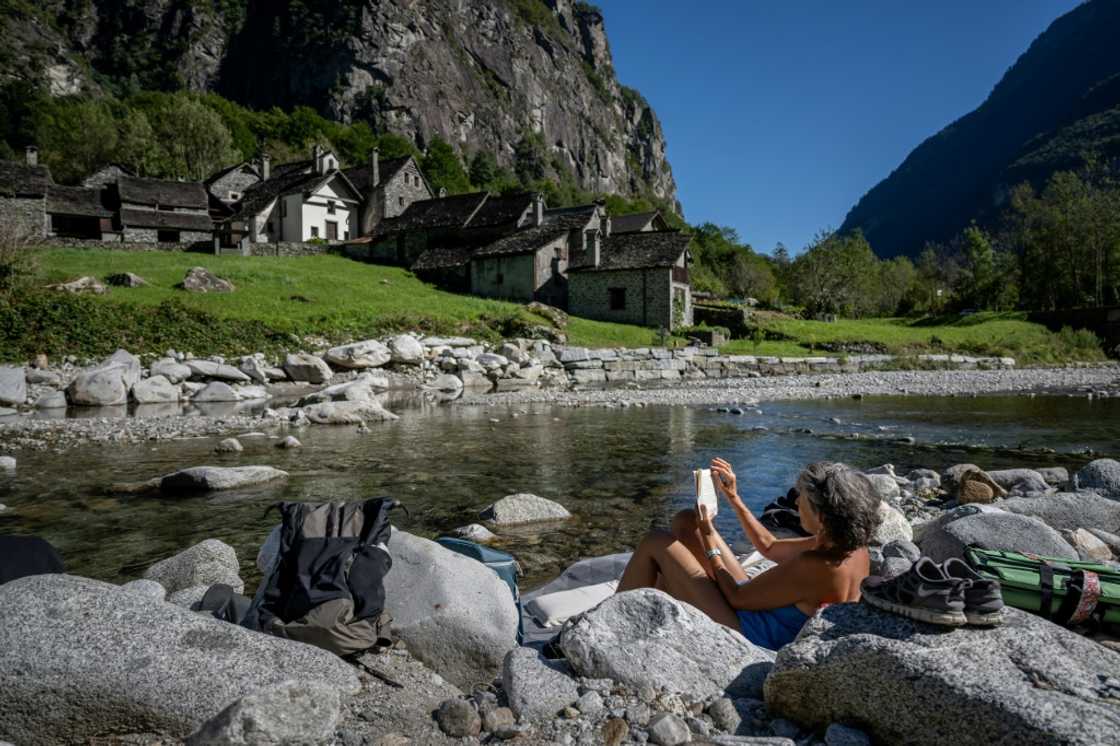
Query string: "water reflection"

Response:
xmin=1 ymin=394 xmax=1117 ymax=590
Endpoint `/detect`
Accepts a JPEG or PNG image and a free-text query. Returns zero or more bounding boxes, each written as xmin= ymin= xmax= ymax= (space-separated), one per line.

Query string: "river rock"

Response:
xmin=1000 ymin=492 xmax=1120 ymax=533
xmin=825 ymin=723 xmax=873 ymax=746
xmin=427 ymin=373 xmax=464 ymax=395
xmin=987 ymin=468 xmax=1046 ymax=491
xmin=388 ymin=335 xmax=425 ymax=365
xmin=159 ymin=465 xmax=289 ymax=493
xmin=862 ymin=474 xmax=899 ymax=502
xmin=131 ymin=375 xmax=179 ymax=404
xmin=34 ymin=389 xmax=67 ymax=409
xmin=918 ymin=511 xmax=1076 ymax=563
xmin=181 ymin=266 xmax=234 ymax=293
xmin=1074 ymin=458 xmax=1120 ymax=499
xmin=1063 ymin=528 xmax=1113 ymax=561
xmin=168 ymin=584 xmax=210 ymax=610
xmin=284 ymin=353 xmax=333 ymax=384
xmin=277 ymin=435 xmax=302 ymax=449
xmin=215 ymin=437 xmax=243 ymax=453
xmin=50 ymin=275 xmax=107 ymax=294
xmin=237 ymin=356 xmax=270 ymax=384
xmin=383 ymin=529 xmax=519 ymax=690
xmin=142 ymin=538 xmax=243 ymax=595
xmin=871 ymin=502 xmax=912 ymax=546
xmin=435 ymin=698 xmax=481 ymax=738
xmin=184 ymin=359 xmax=251 ymax=383
xmin=297 ymin=373 xmax=388 ymax=405
xmin=0 ymin=366 xmax=27 ymax=405
xmin=648 ymin=712 xmax=691 ymax=746
xmin=1036 ymin=466 xmax=1070 ymax=487
xmin=67 ymin=349 xmax=141 ymax=406
xmin=0 ymin=574 xmax=358 ymax=744
xmin=942 ymin=463 xmax=981 ymax=492
xmin=482 ymin=493 xmax=572 ymax=525
xmin=1088 ymin=528 xmax=1120 ymax=556
xmin=0 ymin=456 xmax=16 ymax=471
xmin=452 ymin=523 xmax=498 ymax=543
xmin=325 ymin=339 xmax=392 ymax=369
xmin=300 ymin=400 xmax=399 ymax=425
xmin=560 ymin=589 xmax=775 ymax=700
xmin=763 ymin=603 xmax=1120 ymax=745
xmin=119 ymin=578 xmax=166 ymax=602
xmin=25 ymin=367 xmax=60 ymax=385
xmin=235 ymin=384 xmax=268 ymax=400
xmin=1005 ymin=471 xmax=1052 ymax=497
xmin=192 ymin=381 xmax=241 ymax=402
xmin=151 ymin=358 xmax=192 ymax=384
xmin=502 ymin=647 xmax=580 ymax=722
xmin=186 ymin=680 xmax=341 ymax=745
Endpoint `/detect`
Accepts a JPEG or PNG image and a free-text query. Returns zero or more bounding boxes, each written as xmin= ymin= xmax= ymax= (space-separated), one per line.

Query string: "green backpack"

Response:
xmin=965 ymin=547 xmax=1120 ymax=627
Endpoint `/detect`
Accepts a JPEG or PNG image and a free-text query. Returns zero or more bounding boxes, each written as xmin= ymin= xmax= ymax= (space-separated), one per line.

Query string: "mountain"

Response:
xmin=840 ymin=0 xmax=1120 ymax=258
xmin=0 ymin=0 xmax=678 ymax=210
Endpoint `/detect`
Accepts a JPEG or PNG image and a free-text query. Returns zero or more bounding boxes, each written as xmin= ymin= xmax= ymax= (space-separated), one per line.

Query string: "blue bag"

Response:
xmin=436 ymin=536 xmax=524 ymax=643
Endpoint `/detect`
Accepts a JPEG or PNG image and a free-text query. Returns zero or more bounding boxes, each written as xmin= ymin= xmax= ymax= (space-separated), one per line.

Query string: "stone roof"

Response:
xmin=205 ymin=161 xmax=260 ymax=186
xmin=569 ymin=231 xmax=691 ymax=272
xmin=378 ymin=192 xmax=489 ymax=235
xmin=543 ymin=204 xmax=599 ymax=230
xmin=610 ymin=210 xmax=660 ymax=234
xmin=0 ymin=160 xmax=51 ymax=197
xmin=229 ymin=169 xmax=358 ymax=222
xmin=120 ymin=208 xmax=213 ymax=232
xmin=343 ymin=156 xmax=412 ymax=194
xmin=46 ymin=185 xmax=113 ymax=218
xmin=467 ymin=192 xmax=535 ymax=228
xmin=472 ymin=225 xmax=568 ymax=258
xmin=411 ymin=247 xmax=472 ymax=271
xmin=117 ymin=176 xmax=208 ymax=209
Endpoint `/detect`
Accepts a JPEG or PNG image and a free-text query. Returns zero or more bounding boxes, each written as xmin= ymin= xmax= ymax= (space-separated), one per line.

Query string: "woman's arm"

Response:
xmin=711 ymin=458 xmax=817 ymax=563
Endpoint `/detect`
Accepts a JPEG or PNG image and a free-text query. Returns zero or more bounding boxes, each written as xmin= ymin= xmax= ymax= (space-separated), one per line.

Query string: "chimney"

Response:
xmin=533 ymin=192 xmax=544 ymax=226
xmin=313 ymin=144 xmax=323 ymax=174
xmin=261 ymin=153 xmax=271 ymax=181
xmin=370 ymin=147 xmax=380 ymax=189
xmin=439 ymin=186 xmax=448 ymax=198
xmin=25 ymin=145 xmax=38 ymax=167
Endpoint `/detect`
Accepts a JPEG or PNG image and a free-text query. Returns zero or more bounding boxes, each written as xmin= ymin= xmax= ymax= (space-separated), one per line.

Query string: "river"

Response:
xmin=1 ymin=393 xmax=1117 ymax=589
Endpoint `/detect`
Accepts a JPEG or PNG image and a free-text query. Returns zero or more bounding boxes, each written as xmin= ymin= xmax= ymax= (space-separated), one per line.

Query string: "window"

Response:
xmin=310 ymin=226 xmax=319 ymax=238
xmin=608 ymin=287 xmax=626 ymax=311
xmin=327 ymin=200 xmax=336 ymax=215
xmin=267 ymin=222 xmax=274 ymax=234
xmin=157 ymin=229 xmax=180 ymax=243
xmin=228 ymin=191 xmax=241 ymax=201
xmin=344 ymin=230 xmax=350 ymax=240
xmin=398 ymin=196 xmax=405 ymax=207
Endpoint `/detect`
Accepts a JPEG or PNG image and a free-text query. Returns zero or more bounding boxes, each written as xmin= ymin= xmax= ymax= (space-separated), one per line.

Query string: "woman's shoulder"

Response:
xmin=796 ymin=546 xmax=869 ymax=575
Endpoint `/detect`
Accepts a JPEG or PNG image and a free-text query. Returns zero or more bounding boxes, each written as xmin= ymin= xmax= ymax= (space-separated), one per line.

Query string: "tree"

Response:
xmin=150 ymin=94 xmax=238 ymax=180
xmin=116 ymin=109 xmax=157 ymax=176
xmin=469 ymin=151 xmax=498 ymax=189
xmin=36 ymin=98 xmax=118 ymax=182
xmin=421 ymin=137 xmax=471 ymax=195
xmin=787 ymin=231 xmax=880 ymax=317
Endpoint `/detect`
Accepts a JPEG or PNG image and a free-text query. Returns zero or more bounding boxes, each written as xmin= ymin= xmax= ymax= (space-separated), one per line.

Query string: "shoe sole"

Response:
xmin=964 ymin=609 xmax=1005 ymax=626
xmin=861 ymin=591 xmax=967 ymax=626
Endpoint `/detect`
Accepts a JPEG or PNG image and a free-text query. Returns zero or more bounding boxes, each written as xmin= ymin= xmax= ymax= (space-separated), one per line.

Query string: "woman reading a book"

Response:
xmin=617 ymin=459 xmax=881 ymax=650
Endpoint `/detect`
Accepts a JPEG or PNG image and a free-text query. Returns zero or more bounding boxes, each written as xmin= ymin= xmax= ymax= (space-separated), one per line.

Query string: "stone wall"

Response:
xmin=553 ymin=345 xmax=1017 ymax=385
xmin=246 ymin=242 xmax=331 ymax=257
xmin=569 ymin=268 xmax=674 ymax=329
xmin=0 ymin=196 xmax=47 ymax=238
xmin=34 ymin=237 xmax=209 ymax=252
xmin=472 ymin=253 xmax=537 ymax=301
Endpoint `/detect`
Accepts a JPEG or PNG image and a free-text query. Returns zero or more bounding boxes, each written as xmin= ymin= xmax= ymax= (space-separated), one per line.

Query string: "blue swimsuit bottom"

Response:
xmin=735 ymin=605 xmax=810 ymax=650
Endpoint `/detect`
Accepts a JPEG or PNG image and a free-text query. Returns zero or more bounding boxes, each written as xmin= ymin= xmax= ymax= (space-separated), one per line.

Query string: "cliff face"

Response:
xmin=840 ymin=0 xmax=1120 ymax=258
xmin=1 ymin=0 xmax=678 ymax=210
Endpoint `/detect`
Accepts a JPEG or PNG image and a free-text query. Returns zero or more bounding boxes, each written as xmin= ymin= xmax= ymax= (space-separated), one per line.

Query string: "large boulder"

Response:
xmin=300 ymin=400 xmax=399 ymax=425
xmin=871 ymin=502 xmax=911 ymax=546
xmin=918 ymin=510 xmax=1076 ymax=563
xmin=159 ymin=465 xmax=289 ymax=493
xmin=388 ymin=335 xmax=425 ymax=365
xmin=50 ymin=275 xmax=107 ymax=294
xmin=296 ymin=373 xmax=388 ymax=406
xmin=482 ymin=493 xmax=572 ymax=525
xmin=184 ymin=359 xmax=251 ymax=383
xmin=142 ymin=538 xmax=243 ymax=595
xmin=0 ymin=574 xmax=358 ymax=745
xmin=131 ymin=375 xmax=180 ymax=404
xmin=186 ymin=680 xmax=341 ymax=745
xmin=150 ymin=358 xmax=192 ymax=384
xmin=1074 ymin=459 xmax=1120 ymax=499
xmin=559 ymin=589 xmax=775 ymax=701
xmin=1000 ymin=492 xmax=1120 ymax=534
xmin=764 ymin=603 xmax=1120 ymax=746
xmin=181 ymin=266 xmax=234 ymax=293
xmin=191 ymin=381 xmax=241 ymax=402
xmin=284 ymin=353 xmax=333 ymax=384
xmin=66 ymin=349 xmax=141 ymax=407
xmin=383 ymin=529 xmax=519 ymax=690
xmin=502 ymin=648 xmax=580 ymax=722
xmin=861 ymin=474 xmax=899 ymax=502
xmin=0 ymin=365 xmax=27 ymax=405
xmin=986 ymin=468 xmax=1046 ymax=490
xmin=325 ymin=339 xmax=392 ymax=369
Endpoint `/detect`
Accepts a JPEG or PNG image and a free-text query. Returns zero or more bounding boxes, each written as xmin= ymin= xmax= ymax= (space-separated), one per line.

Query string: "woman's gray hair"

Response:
xmin=796 ymin=462 xmax=881 ymax=557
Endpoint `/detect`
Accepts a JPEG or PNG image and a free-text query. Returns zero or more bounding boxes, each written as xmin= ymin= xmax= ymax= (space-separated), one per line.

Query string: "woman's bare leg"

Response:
xmin=617 ymin=530 xmax=740 ymax=630
xmin=671 ymin=509 xmax=749 ymax=585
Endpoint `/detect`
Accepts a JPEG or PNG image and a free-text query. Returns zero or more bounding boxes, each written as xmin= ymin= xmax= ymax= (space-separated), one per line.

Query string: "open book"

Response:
xmin=694 ymin=468 xmax=719 ymax=518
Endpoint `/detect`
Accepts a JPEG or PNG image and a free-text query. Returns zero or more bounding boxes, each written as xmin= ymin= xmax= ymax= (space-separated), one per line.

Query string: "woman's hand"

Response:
xmin=710 ymin=457 xmax=741 ymax=504
xmin=697 ymin=503 xmax=716 ymax=537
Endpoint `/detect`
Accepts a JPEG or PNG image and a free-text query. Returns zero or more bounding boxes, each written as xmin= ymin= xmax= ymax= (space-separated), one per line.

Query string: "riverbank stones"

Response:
xmin=482 ymin=493 xmax=572 ymax=525
xmin=0 ymin=366 xmax=27 ymax=406
xmin=158 ymin=465 xmax=289 ymax=493
xmin=1074 ymin=458 xmax=1120 ymax=499
xmin=325 ymin=339 xmax=392 ymax=369
xmin=142 ymin=538 xmax=243 ymax=595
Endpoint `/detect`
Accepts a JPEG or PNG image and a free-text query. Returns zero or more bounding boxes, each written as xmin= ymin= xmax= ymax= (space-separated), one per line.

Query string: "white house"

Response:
xmin=223 ymin=145 xmax=362 ymax=245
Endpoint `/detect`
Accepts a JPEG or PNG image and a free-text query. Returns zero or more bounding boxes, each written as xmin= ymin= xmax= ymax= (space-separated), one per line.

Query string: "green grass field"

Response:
xmin=0 ymin=249 xmax=1104 ymax=364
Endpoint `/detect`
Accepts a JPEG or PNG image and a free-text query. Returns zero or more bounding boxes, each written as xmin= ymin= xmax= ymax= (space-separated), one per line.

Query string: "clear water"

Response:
xmin=1 ymin=394 xmax=1117 ymax=589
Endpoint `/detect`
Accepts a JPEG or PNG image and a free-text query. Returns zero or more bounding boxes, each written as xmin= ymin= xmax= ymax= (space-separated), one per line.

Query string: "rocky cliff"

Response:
xmin=2 ymin=0 xmax=678 ymax=210
xmin=840 ymin=0 xmax=1120 ymax=258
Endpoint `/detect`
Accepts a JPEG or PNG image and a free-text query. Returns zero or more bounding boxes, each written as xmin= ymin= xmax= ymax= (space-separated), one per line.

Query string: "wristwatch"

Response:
xmin=705 ymin=548 xmax=722 ymax=559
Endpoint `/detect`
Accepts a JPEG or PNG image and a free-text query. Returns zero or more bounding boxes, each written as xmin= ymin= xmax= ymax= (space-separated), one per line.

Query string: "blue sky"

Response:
xmin=598 ymin=0 xmax=1083 ymax=254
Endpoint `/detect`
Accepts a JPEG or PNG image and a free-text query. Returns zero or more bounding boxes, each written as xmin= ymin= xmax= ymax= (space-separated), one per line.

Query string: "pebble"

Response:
xmin=647 ymin=712 xmax=690 ymax=746
xmin=435 ymin=698 xmax=480 ymax=738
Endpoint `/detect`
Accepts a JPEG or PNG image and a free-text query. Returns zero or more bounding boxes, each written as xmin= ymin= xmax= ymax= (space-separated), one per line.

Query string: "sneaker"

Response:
xmin=860 ymin=557 xmax=967 ymax=626
xmin=941 ymin=557 xmax=1005 ymax=626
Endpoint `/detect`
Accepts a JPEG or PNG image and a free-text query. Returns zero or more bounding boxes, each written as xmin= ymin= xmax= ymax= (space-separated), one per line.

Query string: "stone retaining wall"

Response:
xmin=553 ymin=345 xmax=1016 ymax=385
